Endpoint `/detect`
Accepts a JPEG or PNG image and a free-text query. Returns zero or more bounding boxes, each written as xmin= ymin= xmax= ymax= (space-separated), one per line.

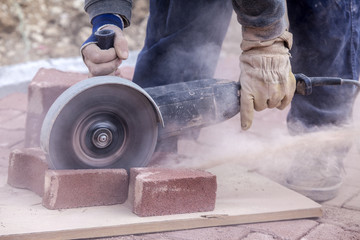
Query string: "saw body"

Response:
xmin=147 ymin=78 xmax=240 ymax=139
xmin=40 ymin=76 xmax=239 ymax=170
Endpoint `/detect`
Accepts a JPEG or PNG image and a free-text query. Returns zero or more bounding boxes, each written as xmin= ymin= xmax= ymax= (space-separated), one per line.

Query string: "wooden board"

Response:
xmin=0 ymin=163 xmax=322 ymax=240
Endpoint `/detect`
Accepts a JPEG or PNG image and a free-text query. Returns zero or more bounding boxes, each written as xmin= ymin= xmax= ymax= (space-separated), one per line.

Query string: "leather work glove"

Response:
xmin=239 ymin=31 xmax=296 ymax=130
xmin=81 ymin=14 xmax=129 ymax=77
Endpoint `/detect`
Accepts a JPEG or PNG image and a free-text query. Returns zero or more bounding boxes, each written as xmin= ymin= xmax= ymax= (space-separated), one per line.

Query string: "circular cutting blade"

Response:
xmin=40 ymin=76 xmax=159 ymax=170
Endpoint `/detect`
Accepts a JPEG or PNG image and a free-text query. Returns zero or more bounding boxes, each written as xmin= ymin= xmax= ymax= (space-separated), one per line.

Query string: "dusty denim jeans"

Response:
xmin=132 ymin=0 xmax=233 ymax=88
xmin=287 ymin=0 xmax=360 ymax=133
xmin=133 ymin=0 xmax=360 ymax=132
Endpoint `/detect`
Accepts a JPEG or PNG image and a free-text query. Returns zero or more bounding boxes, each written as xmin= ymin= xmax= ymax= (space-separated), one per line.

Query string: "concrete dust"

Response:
xmin=172 ymin=114 xmax=359 ymax=185
xmin=169 ymin=88 xmax=360 ymax=185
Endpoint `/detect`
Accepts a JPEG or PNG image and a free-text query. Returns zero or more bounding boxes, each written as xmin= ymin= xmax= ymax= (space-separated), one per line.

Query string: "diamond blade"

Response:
xmin=40 ymin=76 xmax=159 ymax=170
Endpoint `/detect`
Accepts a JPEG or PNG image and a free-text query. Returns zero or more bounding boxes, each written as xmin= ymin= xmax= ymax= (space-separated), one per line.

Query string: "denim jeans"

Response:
xmin=132 ymin=0 xmax=233 ymax=88
xmin=287 ymin=0 xmax=360 ymax=133
xmin=133 ymin=0 xmax=360 ymax=133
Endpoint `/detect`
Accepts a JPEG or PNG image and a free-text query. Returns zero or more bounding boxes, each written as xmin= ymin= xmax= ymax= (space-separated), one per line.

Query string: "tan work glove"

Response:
xmin=239 ymin=31 xmax=296 ymax=130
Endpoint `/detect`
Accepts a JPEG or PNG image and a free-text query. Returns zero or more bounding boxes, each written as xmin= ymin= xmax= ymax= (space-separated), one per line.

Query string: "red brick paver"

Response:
xmin=0 ymin=128 xmax=25 ymax=149
xmin=24 ymin=68 xmax=87 ymax=147
xmin=324 ymin=185 xmax=360 ymax=208
xmin=7 ymin=148 xmax=48 ymax=196
xmin=43 ymin=169 xmax=128 ymax=210
xmin=0 ymin=92 xmax=28 ymax=111
xmin=0 ymin=109 xmax=24 ymax=125
xmin=242 ymin=232 xmax=276 ymax=240
xmin=319 ymin=206 xmax=360 ymax=233
xmin=129 ymin=168 xmax=217 ymax=217
xmin=304 ymin=223 xmax=360 ymax=240
xmin=344 ymin=192 xmax=360 ymax=211
xmin=244 ymin=219 xmax=319 ymax=240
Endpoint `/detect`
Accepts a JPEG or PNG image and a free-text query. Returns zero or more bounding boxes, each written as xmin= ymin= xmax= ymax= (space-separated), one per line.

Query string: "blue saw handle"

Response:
xmin=95 ymin=29 xmax=115 ymax=50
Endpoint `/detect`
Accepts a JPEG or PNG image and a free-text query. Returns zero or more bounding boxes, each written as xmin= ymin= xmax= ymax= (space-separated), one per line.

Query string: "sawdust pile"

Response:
xmin=0 ymin=0 xmax=149 ymax=66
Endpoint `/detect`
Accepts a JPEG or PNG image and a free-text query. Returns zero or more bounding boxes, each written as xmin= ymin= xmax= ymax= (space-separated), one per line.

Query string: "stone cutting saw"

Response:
xmin=40 ymin=30 xmax=360 ymax=171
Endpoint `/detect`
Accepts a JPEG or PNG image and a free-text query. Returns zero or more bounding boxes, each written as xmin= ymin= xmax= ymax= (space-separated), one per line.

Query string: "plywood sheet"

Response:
xmin=0 ymin=164 xmax=322 ymax=240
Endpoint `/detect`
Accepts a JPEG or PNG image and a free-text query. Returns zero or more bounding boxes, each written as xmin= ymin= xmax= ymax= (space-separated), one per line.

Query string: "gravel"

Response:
xmin=0 ymin=0 xmax=148 ymax=66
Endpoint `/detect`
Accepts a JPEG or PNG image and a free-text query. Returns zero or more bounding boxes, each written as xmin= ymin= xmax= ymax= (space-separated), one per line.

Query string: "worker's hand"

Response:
xmin=81 ymin=14 xmax=129 ymax=77
xmin=239 ymin=31 xmax=296 ymax=130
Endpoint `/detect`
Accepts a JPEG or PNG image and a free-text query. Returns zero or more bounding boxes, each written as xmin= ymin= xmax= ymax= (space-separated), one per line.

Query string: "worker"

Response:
xmin=81 ymin=0 xmax=360 ymax=202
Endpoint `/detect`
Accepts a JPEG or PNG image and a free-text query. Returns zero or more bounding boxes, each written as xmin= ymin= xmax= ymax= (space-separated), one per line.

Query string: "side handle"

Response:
xmin=95 ymin=29 xmax=115 ymax=50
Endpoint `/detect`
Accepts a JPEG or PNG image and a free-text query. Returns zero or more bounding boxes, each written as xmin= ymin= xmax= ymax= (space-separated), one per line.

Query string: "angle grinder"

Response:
xmin=40 ymin=29 xmax=360 ymax=171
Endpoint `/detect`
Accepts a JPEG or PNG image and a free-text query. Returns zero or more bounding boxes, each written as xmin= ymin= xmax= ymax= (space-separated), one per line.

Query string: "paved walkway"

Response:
xmin=0 ymin=75 xmax=360 ymax=239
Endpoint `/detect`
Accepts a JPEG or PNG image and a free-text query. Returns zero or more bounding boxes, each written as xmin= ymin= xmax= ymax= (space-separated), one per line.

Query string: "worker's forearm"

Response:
xmin=84 ymin=0 xmax=132 ymax=27
xmin=232 ymin=0 xmax=287 ymax=41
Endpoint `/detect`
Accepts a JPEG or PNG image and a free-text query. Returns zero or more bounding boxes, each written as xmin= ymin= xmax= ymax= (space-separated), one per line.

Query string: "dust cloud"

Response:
xmin=170 ymin=111 xmax=359 ymax=185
